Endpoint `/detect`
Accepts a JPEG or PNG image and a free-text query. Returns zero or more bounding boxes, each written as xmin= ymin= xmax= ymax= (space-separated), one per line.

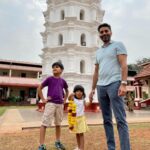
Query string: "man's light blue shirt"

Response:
xmin=95 ymin=41 xmax=127 ymax=86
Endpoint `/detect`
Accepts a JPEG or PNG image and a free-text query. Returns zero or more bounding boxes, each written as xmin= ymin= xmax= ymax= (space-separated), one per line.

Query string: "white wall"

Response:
xmin=47 ymin=29 xmax=97 ymax=47
xmin=11 ymin=70 xmax=38 ymax=78
xmin=49 ymin=4 xmax=97 ymax=22
xmin=42 ymin=1 xmax=103 ymax=102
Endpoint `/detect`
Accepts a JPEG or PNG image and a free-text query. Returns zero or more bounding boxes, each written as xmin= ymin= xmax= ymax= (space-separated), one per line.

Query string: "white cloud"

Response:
xmin=28 ymin=15 xmax=36 ymax=21
xmin=32 ymin=0 xmax=47 ymax=10
xmin=0 ymin=0 xmax=150 ymax=64
xmin=26 ymin=3 xmax=36 ymax=10
xmin=0 ymin=0 xmax=45 ymax=63
xmin=0 ymin=0 xmax=22 ymax=6
xmin=102 ymin=0 xmax=150 ymax=64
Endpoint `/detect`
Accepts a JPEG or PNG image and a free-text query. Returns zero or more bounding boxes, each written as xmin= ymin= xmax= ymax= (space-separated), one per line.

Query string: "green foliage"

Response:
xmin=128 ymin=57 xmax=150 ymax=73
xmin=7 ymin=96 xmax=21 ymax=103
xmin=128 ymin=64 xmax=139 ymax=72
xmin=136 ymin=57 xmax=150 ymax=65
xmin=142 ymin=92 xmax=149 ymax=100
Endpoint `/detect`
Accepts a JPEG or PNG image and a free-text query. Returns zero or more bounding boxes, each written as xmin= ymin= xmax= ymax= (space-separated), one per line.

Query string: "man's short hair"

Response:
xmin=97 ymin=23 xmax=111 ymax=32
xmin=52 ymin=62 xmax=64 ymax=70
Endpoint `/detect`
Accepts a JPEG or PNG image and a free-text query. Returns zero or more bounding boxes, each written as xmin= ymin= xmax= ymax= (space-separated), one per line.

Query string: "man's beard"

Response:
xmin=100 ymin=35 xmax=111 ymax=43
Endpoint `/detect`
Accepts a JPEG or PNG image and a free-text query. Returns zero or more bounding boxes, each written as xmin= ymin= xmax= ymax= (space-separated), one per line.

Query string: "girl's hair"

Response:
xmin=73 ymin=85 xmax=86 ymax=98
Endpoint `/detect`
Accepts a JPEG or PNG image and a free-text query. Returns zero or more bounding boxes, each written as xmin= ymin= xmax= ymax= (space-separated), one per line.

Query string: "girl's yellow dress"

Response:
xmin=75 ymin=115 xmax=88 ymax=133
xmin=68 ymin=98 xmax=88 ymax=133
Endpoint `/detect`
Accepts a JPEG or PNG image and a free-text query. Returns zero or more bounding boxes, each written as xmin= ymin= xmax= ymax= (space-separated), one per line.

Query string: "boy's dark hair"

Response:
xmin=97 ymin=23 xmax=111 ymax=32
xmin=52 ymin=62 xmax=64 ymax=70
xmin=73 ymin=85 xmax=86 ymax=98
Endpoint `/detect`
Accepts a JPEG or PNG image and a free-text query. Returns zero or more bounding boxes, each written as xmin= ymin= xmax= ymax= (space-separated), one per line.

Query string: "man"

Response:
xmin=89 ymin=23 xmax=130 ymax=150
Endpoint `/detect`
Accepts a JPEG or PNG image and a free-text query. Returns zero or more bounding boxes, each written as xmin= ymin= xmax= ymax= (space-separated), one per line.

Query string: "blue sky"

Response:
xmin=0 ymin=0 xmax=150 ymax=64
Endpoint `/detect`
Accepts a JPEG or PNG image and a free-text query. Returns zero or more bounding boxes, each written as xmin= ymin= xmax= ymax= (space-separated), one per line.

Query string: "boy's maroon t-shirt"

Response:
xmin=42 ymin=76 xmax=68 ymax=104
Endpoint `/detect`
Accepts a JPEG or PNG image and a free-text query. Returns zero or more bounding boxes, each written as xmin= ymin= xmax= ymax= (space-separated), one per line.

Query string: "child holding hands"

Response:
xmin=68 ymin=85 xmax=89 ymax=150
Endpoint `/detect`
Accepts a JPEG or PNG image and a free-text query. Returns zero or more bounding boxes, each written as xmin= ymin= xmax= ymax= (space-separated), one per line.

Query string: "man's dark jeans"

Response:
xmin=97 ymin=81 xmax=130 ymax=150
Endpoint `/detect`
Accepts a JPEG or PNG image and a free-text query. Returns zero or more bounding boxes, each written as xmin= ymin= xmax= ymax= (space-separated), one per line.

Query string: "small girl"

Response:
xmin=68 ymin=85 xmax=89 ymax=150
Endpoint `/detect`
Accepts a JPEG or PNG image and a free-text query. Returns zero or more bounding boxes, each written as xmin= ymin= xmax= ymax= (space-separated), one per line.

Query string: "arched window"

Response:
xmin=80 ymin=60 xmax=85 ymax=73
xmin=58 ymin=34 xmax=63 ymax=45
xmin=80 ymin=34 xmax=86 ymax=46
xmin=60 ymin=10 xmax=65 ymax=20
xmin=80 ymin=10 xmax=85 ymax=20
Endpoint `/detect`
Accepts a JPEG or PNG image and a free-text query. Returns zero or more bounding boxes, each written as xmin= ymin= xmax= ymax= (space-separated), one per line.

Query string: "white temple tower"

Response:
xmin=40 ymin=0 xmax=104 ymax=102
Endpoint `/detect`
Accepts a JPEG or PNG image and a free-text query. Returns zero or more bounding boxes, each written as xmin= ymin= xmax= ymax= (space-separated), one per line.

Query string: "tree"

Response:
xmin=128 ymin=57 xmax=150 ymax=73
xmin=136 ymin=57 xmax=150 ymax=65
xmin=128 ymin=64 xmax=139 ymax=71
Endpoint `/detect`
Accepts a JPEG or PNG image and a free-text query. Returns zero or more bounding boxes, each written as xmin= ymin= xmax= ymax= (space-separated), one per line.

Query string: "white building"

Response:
xmin=40 ymin=0 xmax=104 ymax=102
xmin=0 ymin=59 xmax=42 ymax=103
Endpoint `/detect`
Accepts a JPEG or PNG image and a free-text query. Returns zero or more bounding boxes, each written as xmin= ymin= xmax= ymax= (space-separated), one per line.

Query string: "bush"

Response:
xmin=7 ymin=96 xmax=21 ymax=103
xmin=142 ymin=92 xmax=149 ymax=100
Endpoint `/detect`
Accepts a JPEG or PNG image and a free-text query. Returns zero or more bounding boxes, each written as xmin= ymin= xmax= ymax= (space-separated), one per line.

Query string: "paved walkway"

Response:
xmin=0 ymin=108 xmax=150 ymax=133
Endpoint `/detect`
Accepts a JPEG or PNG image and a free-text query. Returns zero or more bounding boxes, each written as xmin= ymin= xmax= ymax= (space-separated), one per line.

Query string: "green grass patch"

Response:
xmin=0 ymin=107 xmax=7 ymax=116
xmin=0 ymin=105 xmax=36 ymax=116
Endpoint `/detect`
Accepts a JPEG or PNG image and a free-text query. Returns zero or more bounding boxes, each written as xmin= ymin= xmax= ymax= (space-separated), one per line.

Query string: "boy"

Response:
xmin=38 ymin=62 xmax=69 ymax=150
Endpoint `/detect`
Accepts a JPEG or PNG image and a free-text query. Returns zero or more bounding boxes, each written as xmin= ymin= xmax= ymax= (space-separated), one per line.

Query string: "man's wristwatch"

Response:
xmin=121 ymin=80 xmax=127 ymax=85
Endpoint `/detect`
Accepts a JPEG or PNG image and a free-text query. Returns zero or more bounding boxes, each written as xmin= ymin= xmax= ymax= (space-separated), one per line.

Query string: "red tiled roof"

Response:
xmin=0 ymin=64 xmax=42 ymax=72
xmin=0 ymin=76 xmax=40 ymax=87
xmin=0 ymin=59 xmax=41 ymax=66
xmin=135 ymin=64 xmax=150 ymax=80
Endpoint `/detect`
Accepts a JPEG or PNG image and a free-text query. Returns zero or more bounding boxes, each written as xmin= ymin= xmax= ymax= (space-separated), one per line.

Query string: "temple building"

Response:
xmin=40 ymin=0 xmax=104 ymax=103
